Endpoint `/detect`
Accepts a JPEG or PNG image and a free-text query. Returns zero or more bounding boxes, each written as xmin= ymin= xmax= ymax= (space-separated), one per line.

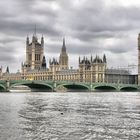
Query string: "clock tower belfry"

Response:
xmin=138 ymin=33 xmax=140 ymax=85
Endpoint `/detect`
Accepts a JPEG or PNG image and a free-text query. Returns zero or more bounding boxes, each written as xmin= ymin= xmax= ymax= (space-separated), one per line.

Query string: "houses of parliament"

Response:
xmin=0 ymin=33 xmax=138 ymax=85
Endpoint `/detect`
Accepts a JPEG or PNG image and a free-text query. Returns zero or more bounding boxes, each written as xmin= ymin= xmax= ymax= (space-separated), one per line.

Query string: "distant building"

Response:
xmin=105 ymin=69 xmax=137 ymax=84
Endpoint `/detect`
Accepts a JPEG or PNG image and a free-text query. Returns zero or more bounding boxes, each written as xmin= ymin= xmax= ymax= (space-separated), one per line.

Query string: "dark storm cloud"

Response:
xmin=0 ymin=0 xmax=139 ymax=71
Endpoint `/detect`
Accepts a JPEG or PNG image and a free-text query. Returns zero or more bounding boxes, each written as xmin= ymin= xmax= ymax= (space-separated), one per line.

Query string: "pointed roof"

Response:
xmin=103 ymin=54 xmax=107 ymax=63
xmin=6 ymin=66 xmax=9 ymax=73
xmin=61 ymin=38 xmax=66 ymax=53
xmin=26 ymin=35 xmax=29 ymax=44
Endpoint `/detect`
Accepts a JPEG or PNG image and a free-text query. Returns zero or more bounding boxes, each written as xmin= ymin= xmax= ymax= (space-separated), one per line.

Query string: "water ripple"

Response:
xmin=0 ymin=92 xmax=140 ymax=139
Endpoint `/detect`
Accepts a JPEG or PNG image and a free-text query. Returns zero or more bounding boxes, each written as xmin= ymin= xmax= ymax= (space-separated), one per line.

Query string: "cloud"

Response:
xmin=0 ymin=0 xmax=139 ymax=72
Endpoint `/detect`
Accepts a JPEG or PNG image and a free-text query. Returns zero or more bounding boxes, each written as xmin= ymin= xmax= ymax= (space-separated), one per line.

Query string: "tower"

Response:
xmin=59 ymin=38 xmax=69 ymax=69
xmin=138 ymin=33 xmax=140 ymax=85
xmin=25 ymin=33 xmax=44 ymax=70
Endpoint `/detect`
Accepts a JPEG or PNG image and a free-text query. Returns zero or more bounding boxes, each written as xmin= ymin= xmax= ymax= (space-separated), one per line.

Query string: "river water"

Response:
xmin=0 ymin=92 xmax=140 ymax=140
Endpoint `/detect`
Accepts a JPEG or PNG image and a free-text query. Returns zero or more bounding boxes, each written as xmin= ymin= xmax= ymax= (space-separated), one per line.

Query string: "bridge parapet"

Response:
xmin=0 ymin=80 xmax=139 ymax=92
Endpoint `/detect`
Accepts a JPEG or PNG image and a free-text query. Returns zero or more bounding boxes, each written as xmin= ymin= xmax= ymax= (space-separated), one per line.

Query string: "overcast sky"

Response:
xmin=0 ymin=0 xmax=139 ymax=72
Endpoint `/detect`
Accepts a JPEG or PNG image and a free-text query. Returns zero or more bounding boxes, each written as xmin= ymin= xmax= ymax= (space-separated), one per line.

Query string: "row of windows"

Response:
xmin=25 ymin=74 xmax=79 ymax=81
xmin=28 ymin=54 xmax=41 ymax=61
xmin=35 ymin=54 xmax=41 ymax=61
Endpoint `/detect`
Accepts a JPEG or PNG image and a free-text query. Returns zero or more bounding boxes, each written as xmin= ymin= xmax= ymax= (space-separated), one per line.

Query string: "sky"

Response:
xmin=0 ymin=0 xmax=139 ymax=73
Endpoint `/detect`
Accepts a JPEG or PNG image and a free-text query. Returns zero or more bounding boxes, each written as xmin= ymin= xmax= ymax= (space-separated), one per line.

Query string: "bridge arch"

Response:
xmin=120 ymin=86 xmax=138 ymax=91
xmin=0 ymin=84 xmax=6 ymax=91
xmin=57 ymin=83 xmax=90 ymax=91
xmin=93 ymin=85 xmax=117 ymax=91
xmin=10 ymin=81 xmax=53 ymax=91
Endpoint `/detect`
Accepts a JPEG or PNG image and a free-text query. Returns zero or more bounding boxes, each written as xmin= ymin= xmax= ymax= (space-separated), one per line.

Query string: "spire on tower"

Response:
xmin=91 ymin=55 xmax=93 ymax=62
xmin=63 ymin=37 xmax=65 ymax=46
xmin=79 ymin=56 xmax=81 ymax=64
xmin=26 ymin=35 xmax=29 ymax=45
xmin=41 ymin=35 xmax=44 ymax=45
xmin=6 ymin=66 xmax=9 ymax=73
xmin=103 ymin=54 xmax=107 ymax=63
xmin=62 ymin=37 xmax=66 ymax=53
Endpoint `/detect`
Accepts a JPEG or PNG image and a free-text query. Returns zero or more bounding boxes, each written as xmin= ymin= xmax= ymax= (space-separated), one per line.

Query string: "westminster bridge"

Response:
xmin=0 ymin=80 xmax=139 ymax=92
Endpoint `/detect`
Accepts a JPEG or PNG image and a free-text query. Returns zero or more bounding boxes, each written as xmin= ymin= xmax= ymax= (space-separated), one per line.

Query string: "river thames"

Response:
xmin=0 ymin=92 xmax=140 ymax=140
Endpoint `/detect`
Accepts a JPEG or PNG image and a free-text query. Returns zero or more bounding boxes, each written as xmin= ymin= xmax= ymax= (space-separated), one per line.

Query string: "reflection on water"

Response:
xmin=0 ymin=92 xmax=140 ymax=139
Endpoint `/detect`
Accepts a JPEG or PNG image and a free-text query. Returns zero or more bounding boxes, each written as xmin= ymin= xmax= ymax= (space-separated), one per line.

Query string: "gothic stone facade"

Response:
xmin=20 ymin=34 xmax=106 ymax=83
xmin=0 ymin=33 xmax=137 ymax=84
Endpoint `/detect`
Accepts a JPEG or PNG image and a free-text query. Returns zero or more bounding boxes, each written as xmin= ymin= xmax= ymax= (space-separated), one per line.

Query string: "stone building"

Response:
xmin=105 ymin=68 xmax=137 ymax=84
xmin=0 ymin=33 xmax=138 ymax=85
xmin=0 ymin=67 xmax=21 ymax=80
xmin=20 ymin=34 xmax=106 ymax=82
xmin=79 ymin=55 xmax=107 ymax=83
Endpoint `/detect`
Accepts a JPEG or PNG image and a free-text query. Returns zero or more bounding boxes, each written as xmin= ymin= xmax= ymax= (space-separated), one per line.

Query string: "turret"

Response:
xmin=41 ymin=35 xmax=44 ymax=47
xmin=0 ymin=66 xmax=2 ymax=73
xmin=62 ymin=38 xmax=66 ymax=53
xmin=79 ymin=56 xmax=81 ymax=64
xmin=91 ymin=55 xmax=93 ymax=63
xmin=6 ymin=66 xmax=9 ymax=73
xmin=0 ymin=66 xmax=2 ymax=71
xmin=103 ymin=54 xmax=107 ymax=63
xmin=26 ymin=36 xmax=29 ymax=46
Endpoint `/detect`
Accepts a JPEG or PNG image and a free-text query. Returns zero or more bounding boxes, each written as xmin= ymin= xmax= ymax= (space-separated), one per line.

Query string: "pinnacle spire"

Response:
xmin=26 ymin=35 xmax=29 ymax=43
xmin=103 ymin=54 xmax=107 ymax=63
xmin=62 ymin=37 xmax=66 ymax=53
xmin=63 ymin=37 xmax=65 ymax=46
xmin=6 ymin=66 xmax=9 ymax=73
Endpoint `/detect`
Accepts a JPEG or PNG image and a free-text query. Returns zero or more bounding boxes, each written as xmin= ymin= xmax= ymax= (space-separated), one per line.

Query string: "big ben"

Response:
xmin=138 ymin=33 xmax=140 ymax=84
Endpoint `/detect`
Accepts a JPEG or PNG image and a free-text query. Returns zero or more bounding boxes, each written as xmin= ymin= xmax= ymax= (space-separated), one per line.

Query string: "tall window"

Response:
xmin=29 ymin=54 xmax=32 ymax=61
xmin=35 ymin=54 xmax=40 ymax=61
